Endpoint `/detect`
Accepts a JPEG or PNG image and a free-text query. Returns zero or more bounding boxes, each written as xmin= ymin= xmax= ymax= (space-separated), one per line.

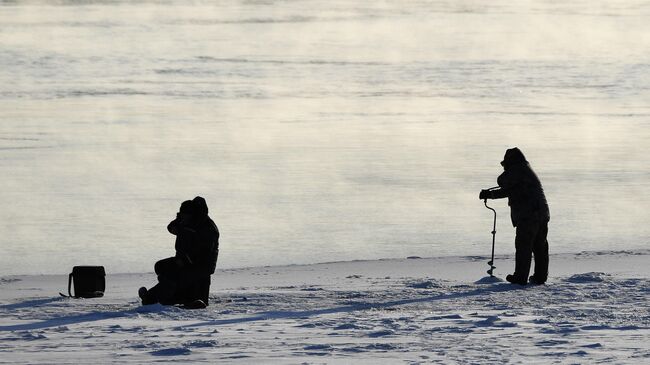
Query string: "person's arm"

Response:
xmin=174 ymin=225 xmax=198 ymax=266
xmin=491 ymin=170 xmax=521 ymax=198
xmin=480 ymin=171 xmax=519 ymax=200
xmin=167 ymin=214 xmax=181 ymax=235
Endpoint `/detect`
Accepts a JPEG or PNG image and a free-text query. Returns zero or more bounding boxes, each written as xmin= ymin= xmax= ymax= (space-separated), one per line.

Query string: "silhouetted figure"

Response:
xmin=139 ymin=196 xmax=219 ymax=307
xmin=480 ymin=148 xmax=550 ymax=285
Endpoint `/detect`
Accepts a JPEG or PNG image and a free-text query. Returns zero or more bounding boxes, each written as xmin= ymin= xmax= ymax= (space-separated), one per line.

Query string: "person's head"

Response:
xmin=500 ymin=147 xmax=527 ymax=170
xmin=192 ymin=196 xmax=209 ymax=219
xmin=178 ymin=200 xmax=194 ymax=224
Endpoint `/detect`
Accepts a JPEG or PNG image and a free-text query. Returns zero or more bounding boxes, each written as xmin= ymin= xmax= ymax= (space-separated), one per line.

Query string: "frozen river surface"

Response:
xmin=0 ymin=0 xmax=649 ymax=275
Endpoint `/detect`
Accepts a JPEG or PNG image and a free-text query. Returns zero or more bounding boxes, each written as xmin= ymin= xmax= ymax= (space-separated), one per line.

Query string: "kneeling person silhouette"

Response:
xmin=139 ymin=196 xmax=219 ymax=308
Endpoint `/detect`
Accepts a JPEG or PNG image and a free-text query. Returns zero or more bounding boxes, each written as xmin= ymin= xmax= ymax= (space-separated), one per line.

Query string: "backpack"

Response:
xmin=60 ymin=266 xmax=106 ymax=298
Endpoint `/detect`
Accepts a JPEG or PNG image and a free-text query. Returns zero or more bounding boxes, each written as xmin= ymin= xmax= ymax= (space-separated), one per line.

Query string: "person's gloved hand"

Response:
xmin=479 ymin=189 xmax=491 ymax=200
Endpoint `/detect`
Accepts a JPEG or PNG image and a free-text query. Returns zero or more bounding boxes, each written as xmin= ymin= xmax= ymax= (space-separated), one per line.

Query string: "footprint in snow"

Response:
xmin=367 ymin=329 xmax=394 ymax=338
xmin=424 ymin=314 xmax=463 ymax=320
xmin=406 ymin=280 xmax=439 ymax=289
xmin=149 ymin=347 xmax=191 ymax=356
xmin=304 ymin=344 xmax=332 ymax=351
xmin=474 ymin=315 xmax=518 ymax=328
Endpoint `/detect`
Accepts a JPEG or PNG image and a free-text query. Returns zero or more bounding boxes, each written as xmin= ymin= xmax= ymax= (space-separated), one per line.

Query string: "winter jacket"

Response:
xmin=488 ymin=148 xmax=550 ymax=227
xmin=167 ymin=197 xmax=220 ymax=276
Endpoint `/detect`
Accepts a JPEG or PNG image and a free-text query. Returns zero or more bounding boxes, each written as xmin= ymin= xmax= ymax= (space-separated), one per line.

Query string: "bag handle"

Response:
xmin=59 ymin=272 xmax=74 ymax=298
xmin=68 ymin=272 xmax=74 ymax=297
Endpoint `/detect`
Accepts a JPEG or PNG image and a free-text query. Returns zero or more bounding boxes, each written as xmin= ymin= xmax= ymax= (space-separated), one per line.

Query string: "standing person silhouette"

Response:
xmin=480 ymin=148 xmax=550 ymax=285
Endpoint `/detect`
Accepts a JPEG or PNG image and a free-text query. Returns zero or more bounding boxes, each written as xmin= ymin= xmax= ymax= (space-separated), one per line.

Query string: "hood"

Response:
xmin=179 ymin=200 xmax=194 ymax=214
xmin=192 ymin=196 xmax=209 ymax=218
xmin=501 ymin=147 xmax=527 ymax=168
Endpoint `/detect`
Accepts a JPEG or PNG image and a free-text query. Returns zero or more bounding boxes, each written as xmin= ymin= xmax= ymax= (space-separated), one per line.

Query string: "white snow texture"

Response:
xmin=1 ymin=251 xmax=649 ymax=364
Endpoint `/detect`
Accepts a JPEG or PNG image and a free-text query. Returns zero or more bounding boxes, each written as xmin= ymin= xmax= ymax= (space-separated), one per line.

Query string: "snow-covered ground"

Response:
xmin=1 ymin=250 xmax=649 ymax=364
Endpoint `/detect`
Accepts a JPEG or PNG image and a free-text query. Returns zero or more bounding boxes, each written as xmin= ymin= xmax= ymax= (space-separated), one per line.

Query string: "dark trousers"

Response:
xmin=514 ymin=219 xmax=549 ymax=282
xmin=144 ymin=257 xmax=211 ymax=305
xmin=142 ymin=257 xmax=183 ymax=305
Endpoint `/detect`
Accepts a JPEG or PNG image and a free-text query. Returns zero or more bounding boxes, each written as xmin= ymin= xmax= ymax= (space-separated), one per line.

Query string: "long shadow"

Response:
xmin=0 ymin=302 xmax=181 ymax=331
xmin=0 ymin=283 xmax=517 ymax=332
xmin=0 ymin=310 xmax=131 ymax=332
xmin=177 ymin=283 xmax=517 ymax=329
xmin=0 ymin=297 xmax=65 ymax=311
xmin=0 ymin=299 xmax=158 ymax=332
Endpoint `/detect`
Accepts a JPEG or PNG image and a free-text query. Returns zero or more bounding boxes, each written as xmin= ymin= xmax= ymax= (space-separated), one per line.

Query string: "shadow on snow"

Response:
xmin=177 ymin=282 xmax=517 ymax=330
xmin=0 ymin=297 xmax=65 ymax=311
xmin=0 ymin=282 xmax=518 ymax=332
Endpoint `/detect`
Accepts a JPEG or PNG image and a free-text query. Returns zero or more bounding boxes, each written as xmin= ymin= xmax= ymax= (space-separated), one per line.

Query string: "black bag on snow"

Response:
xmin=61 ymin=266 xmax=106 ymax=298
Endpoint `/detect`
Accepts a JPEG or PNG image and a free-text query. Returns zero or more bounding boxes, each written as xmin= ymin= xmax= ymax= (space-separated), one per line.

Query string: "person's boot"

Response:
xmin=529 ymin=275 xmax=546 ymax=285
xmin=506 ymin=274 xmax=527 ymax=285
xmin=138 ymin=287 xmax=156 ymax=305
